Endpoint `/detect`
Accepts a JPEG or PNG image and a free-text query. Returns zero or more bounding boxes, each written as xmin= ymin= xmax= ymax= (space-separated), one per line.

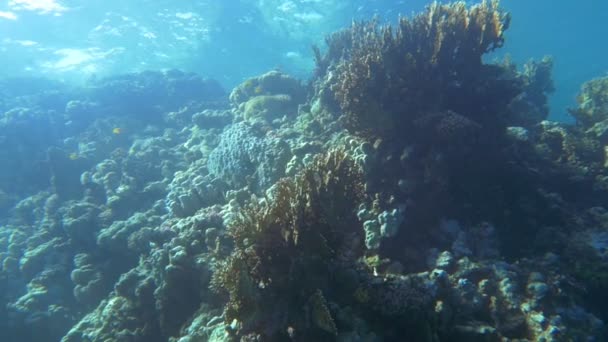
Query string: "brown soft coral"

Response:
xmin=210 ymin=149 xmax=365 ymax=339
xmin=314 ymin=0 xmax=514 ymax=139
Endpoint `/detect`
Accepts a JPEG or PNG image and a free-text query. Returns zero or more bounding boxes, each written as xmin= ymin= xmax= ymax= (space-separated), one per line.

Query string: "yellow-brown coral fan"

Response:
xmin=317 ymin=0 xmax=511 ymax=139
xmin=210 ymin=148 xmax=364 ymax=339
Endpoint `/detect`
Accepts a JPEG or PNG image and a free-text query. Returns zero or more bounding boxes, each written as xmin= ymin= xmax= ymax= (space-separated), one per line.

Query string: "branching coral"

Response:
xmin=210 ymin=148 xmax=364 ymax=339
xmin=315 ymin=0 xmax=514 ymax=139
xmin=569 ymin=76 xmax=608 ymax=145
xmin=570 ymin=76 xmax=608 ymax=127
xmin=506 ymin=56 xmax=555 ymax=126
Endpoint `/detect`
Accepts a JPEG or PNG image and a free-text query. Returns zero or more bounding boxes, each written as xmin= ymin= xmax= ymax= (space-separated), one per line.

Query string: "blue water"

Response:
xmin=504 ymin=0 xmax=608 ymax=122
xmin=2 ymin=1 xmax=607 ymax=121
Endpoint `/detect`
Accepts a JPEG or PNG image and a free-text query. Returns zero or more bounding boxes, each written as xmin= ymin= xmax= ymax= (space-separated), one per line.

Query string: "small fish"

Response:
xmin=68 ymin=152 xmax=79 ymax=160
xmin=112 ymin=127 xmax=122 ymax=135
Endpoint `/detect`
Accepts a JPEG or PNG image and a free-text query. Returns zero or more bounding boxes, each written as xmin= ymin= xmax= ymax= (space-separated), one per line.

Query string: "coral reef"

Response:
xmin=0 ymin=70 xmax=229 ymax=341
xmin=230 ymin=71 xmax=307 ymax=125
xmin=1 ymin=2 xmax=608 ymax=341
xmin=306 ymin=1 xmax=564 ymax=262
xmin=570 ymin=76 xmax=608 ymax=143
xmin=229 ymin=70 xmax=306 ymax=107
xmin=359 ymin=204 xmax=406 ymax=250
xmin=506 ymin=56 xmax=555 ymax=126
xmin=192 ymin=109 xmax=233 ymax=130
xmin=87 ymin=70 xmax=227 ymax=122
xmin=165 ymin=163 xmax=227 ymax=218
xmin=0 ymin=107 xmax=57 ymax=195
xmin=207 ymin=122 xmax=292 ymax=191
xmin=210 ymin=148 xmax=365 ymax=339
xmin=314 ymin=0 xmax=514 ymax=140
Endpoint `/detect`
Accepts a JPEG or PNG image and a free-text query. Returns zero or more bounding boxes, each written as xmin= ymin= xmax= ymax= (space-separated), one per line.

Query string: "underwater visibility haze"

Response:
xmin=1 ymin=0 xmax=608 ymax=341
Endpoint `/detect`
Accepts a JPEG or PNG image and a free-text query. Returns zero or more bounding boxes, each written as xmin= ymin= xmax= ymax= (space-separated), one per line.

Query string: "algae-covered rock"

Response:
xmin=241 ymin=93 xmax=295 ymax=122
xmin=229 ymin=71 xmax=306 ymax=124
xmin=71 ymin=254 xmax=106 ymax=306
xmin=165 ymin=159 xmax=228 ymax=217
xmin=97 ymin=209 xmax=164 ymax=257
xmin=61 ymin=202 xmax=100 ymax=246
xmin=229 ymin=70 xmax=305 ymax=107
xmin=19 ymin=237 xmax=69 ymax=280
